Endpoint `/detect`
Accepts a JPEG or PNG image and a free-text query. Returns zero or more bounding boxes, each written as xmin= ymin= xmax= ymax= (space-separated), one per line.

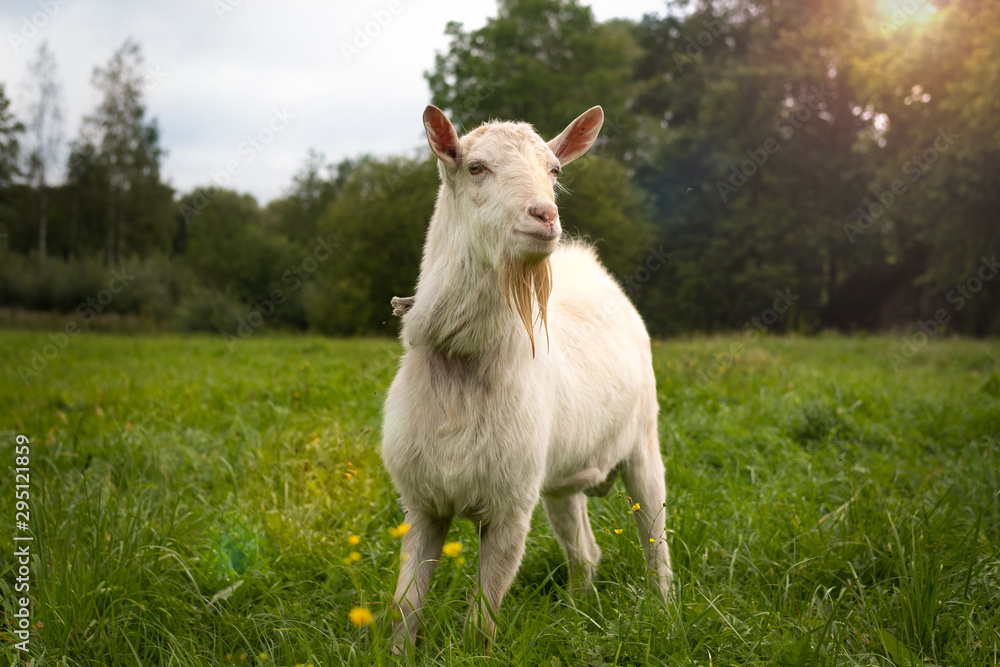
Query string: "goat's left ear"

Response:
xmin=423 ymin=105 xmax=461 ymax=168
xmin=548 ymin=106 xmax=604 ymax=165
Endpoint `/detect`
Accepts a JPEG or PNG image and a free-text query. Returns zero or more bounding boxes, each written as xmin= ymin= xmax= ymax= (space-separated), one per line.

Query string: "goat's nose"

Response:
xmin=528 ymin=202 xmax=558 ymax=226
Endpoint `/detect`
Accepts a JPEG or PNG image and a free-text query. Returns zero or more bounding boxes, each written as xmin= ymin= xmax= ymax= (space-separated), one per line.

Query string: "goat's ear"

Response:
xmin=548 ymin=106 xmax=604 ymax=164
xmin=423 ymin=105 xmax=461 ymax=167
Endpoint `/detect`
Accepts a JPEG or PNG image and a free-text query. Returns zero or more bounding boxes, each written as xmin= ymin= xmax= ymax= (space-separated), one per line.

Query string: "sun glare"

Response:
xmin=875 ymin=0 xmax=939 ymax=33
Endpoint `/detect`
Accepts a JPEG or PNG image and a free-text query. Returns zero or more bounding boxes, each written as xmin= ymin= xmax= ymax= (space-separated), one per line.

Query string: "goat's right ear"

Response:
xmin=423 ymin=105 xmax=460 ymax=167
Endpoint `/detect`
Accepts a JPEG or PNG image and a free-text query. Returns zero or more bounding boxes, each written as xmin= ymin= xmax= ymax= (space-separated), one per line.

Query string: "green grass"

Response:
xmin=1 ymin=330 xmax=998 ymax=666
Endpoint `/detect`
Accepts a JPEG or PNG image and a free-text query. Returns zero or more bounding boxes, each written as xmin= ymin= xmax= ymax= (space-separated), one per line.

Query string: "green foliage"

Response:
xmin=306 ymin=156 xmax=438 ymax=336
xmin=1 ymin=333 xmax=997 ymax=664
xmin=0 ymin=82 xmax=24 ymax=190
xmin=852 ymin=0 xmax=1000 ymax=334
xmin=66 ymin=39 xmax=174 ymax=264
xmin=2 ymin=0 xmax=1000 ymax=336
xmin=426 ymin=0 xmax=642 ymax=145
xmin=0 ymin=251 xmax=180 ymax=321
xmin=179 ymin=188 xmax=306 ymax=332
xmin=556 ymin=153 xmax=656 ymax=279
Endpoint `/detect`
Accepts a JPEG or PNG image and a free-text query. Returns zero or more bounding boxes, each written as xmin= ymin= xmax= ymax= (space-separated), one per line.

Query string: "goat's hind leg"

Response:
xmin=622 ymin=441 xmax=674 ymax=600
xmin=543 ymin=493 xmax=602 ymax=594
xmin=391 ymin=511 xmax=451 ymax=652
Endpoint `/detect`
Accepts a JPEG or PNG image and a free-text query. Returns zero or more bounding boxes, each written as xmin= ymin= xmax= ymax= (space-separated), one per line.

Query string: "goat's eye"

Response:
xmin=550 ymin=167 xmax=561 ymax=176
xmin=469 ymin=163 xmax=484 ymax=175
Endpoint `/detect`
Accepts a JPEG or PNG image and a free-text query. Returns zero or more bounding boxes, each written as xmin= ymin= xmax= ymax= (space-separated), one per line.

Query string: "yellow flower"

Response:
xmin=614 ymin=528 xmax=624 ymax=535
xmin=632 ymin=502 xmax=641 ymax=512
xmin=442 ymin=541 xmax=462 ymax=558
xmin=456 ymin=556 xmax=466 ymax=566
xmin=389 ymin=523 xmax=410 ymax=538
xmin=348 ymin=551 xmax=362 ymax=563
xmin=348 ymin=534 xmax=361 ymax=546
xmin=349 ymin=606 xmax=374 ymax=627
xmin=649 ymin=538 xmax=656 ymax=543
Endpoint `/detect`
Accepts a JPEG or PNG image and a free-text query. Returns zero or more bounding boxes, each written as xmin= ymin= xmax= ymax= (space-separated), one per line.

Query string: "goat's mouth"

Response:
xmin=514 ymin=228 xmax=561 ymax=242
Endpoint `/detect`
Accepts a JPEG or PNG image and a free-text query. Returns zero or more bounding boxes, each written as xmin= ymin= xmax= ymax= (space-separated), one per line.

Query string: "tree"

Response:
xmin=0 ymin=82 xmax=24 ymax=190
xmin=264 ymin=150 xmax=347 ymax=244
xmin=23 ymin=41 xmax=64 ymax=262
xmin=306 ymin=156 xmax=438 ymax=335
xmin=426 ymin=0 xmax=643 ymax=153
xmin=627 ymin=0 xmax=880 ymax=333
xmin=852 ymin=0 xmax=1000 ymax=333
xmin=73 ymin=40 xmax=172 ymax=266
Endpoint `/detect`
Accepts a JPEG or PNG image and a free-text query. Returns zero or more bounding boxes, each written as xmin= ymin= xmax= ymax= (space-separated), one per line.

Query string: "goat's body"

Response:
xmin=381 ymin=107 xmax=671 ymax=652
xmin=384 ymin=243 xmax=656 ymax=522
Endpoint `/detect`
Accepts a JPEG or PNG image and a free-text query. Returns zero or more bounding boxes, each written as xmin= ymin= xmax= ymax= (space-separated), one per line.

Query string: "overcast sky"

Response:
xmin=1 ymin=1 xmax=668 ymax=204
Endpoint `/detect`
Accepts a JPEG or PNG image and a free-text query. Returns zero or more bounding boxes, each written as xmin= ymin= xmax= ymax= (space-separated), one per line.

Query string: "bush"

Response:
xmin=173 ymin=286 xmax=246 ymax=333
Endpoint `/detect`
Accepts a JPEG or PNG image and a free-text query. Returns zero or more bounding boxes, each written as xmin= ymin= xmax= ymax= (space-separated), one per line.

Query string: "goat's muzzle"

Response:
xmin=528 ymin=202 xmax=558 ymax=227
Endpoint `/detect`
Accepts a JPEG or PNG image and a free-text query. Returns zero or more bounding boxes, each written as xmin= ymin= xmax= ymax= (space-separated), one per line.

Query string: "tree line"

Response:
xmin=0 ymin=0 xmax=997 ymax=338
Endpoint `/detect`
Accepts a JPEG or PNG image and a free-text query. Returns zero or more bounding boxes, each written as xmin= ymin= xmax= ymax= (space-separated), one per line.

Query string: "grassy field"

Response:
xmin=1 ymin=331 xmax=998 ymax=666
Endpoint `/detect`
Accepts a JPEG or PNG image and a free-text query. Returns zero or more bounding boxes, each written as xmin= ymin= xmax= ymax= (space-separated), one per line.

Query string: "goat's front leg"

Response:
xmin=391 ymin=511 xmax=451 ymax=653
xmin=465 ymin=513 xmax=532 ymax=653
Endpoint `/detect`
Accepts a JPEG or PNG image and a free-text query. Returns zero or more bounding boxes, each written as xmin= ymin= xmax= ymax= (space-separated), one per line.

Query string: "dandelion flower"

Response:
xmin=389 ymin=523 xmax=410 ymax=538
xmin=349 ymin=606 xmax=374 ymax=627
xmin=614 ymin=528 xmax=624 ymax=535
xmin=631 ymin=502 xmax=641 ymax=512
xmin=348 ymin=551 xmax=362 ymax=563
xmin=348 ymin=534 xmax=361 ymax=546
xmin=649 ymin=538 xmax=656 ymax=543
xmin=442 ymin=541 xmax=462 ymax=558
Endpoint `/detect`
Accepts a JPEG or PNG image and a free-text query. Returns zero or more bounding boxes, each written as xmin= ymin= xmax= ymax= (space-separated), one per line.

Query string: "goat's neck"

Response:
xmin=404 ymin=200 xmax=532 ymax=360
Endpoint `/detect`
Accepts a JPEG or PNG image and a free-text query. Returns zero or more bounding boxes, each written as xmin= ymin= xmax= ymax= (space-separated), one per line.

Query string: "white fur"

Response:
xmin=382 ymin=106 xmax=672 ymax=651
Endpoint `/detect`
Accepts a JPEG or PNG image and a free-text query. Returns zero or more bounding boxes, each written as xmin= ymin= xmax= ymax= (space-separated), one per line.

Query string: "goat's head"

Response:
xmin=422 ymin=105 xmax=604 ymax=353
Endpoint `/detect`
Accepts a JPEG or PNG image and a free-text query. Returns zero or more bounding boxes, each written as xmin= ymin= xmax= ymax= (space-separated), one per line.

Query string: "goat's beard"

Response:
xmin=498 ymin=257 xmax=552 ymax=357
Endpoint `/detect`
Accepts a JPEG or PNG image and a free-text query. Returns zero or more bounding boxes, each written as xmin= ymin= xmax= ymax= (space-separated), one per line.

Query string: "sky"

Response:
xmin=1 ymin=0 xmax=669 ymax=204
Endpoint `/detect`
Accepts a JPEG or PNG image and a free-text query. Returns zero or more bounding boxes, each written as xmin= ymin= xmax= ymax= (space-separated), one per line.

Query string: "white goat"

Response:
xmin=381 ymin=104 xmax=672 ymax=650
